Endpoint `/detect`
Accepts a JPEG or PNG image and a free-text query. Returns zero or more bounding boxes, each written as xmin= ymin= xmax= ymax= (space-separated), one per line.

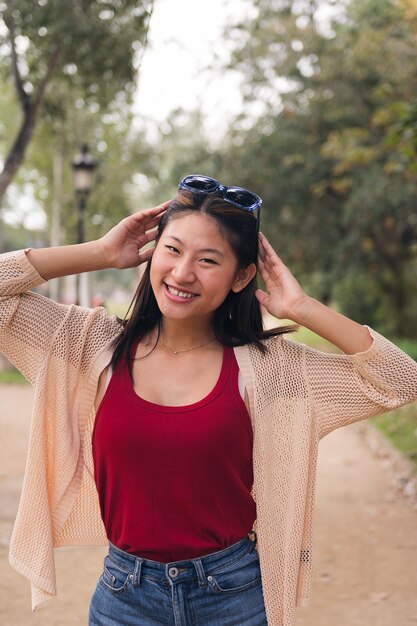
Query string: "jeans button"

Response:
xmin=168 ymin=567 xmax=179 ymax=578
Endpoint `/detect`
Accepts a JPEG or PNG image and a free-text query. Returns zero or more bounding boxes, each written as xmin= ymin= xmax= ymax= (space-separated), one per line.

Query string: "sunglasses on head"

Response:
xmin=178 ymin=174 xmax=262 ymax=231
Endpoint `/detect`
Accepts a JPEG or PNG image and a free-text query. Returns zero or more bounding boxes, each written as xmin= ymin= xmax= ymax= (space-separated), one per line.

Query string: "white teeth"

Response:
xmin=166 ymin=284 xmax=196 ymax=298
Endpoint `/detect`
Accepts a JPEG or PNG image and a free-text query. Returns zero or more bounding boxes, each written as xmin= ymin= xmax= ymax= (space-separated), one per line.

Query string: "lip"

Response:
xmin=163 ymin=282 xmax=200 ymax=302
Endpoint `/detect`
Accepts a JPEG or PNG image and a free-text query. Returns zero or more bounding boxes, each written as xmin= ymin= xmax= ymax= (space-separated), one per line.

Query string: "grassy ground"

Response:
xmin=106 ymin=300 xmax=131 ymax=319
xmin=0 ymin=369 xmax=28 ymax=384
xmin=372 ymin=406 xmax=417 ymax=473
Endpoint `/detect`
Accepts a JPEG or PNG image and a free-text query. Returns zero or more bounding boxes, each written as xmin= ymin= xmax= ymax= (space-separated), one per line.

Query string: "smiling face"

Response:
xmin=150 ymin=213 xmax=256 ymax=327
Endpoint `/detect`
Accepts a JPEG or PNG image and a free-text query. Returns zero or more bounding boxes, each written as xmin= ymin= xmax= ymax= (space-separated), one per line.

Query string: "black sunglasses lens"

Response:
xmin=183 ymin=176 xmax=218 ymax=193
xmin=224 ymin=189 xmax=258 ymax=208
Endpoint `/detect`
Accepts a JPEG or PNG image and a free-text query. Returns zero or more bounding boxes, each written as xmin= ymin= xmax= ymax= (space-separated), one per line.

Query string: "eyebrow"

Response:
xmin=166 ymin=235 xmax=225 ymax=256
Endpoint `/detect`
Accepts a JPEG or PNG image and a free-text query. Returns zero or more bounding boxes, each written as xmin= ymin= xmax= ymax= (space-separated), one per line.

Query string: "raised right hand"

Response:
xmin=98 ymin=200 xmax=171 ymax=269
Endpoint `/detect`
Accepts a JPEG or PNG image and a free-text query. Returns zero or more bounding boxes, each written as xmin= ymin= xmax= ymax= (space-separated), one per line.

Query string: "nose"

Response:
xmin=171 ymin=257 xmax=196 ymax=283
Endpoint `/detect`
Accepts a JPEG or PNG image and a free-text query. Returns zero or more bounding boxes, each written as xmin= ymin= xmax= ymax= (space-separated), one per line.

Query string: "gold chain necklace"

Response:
xmin=159 ymin=337 xmax=216 ymax=355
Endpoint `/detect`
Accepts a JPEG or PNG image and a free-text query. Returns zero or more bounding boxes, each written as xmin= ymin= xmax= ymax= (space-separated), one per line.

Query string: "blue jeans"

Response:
xmin=89 ymin=533 xmax=267 ymax=625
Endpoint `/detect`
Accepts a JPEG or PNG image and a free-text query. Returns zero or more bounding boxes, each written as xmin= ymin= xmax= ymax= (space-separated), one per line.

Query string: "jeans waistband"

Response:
xmin=107 ymin=532 xmax=257 ymax=588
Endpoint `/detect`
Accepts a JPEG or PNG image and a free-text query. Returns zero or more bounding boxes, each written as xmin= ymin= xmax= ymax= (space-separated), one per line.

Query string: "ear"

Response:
xmin=231 ymin=263 xmax=257 ymax=293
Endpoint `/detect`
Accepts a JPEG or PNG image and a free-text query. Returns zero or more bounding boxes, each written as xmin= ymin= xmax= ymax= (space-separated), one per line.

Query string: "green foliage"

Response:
xmin=218 ymin=0 xmax=417 ymax=337
xmin=0 ymin=368 xmax=28 ymax=384
xmin=0 ymin=0 xmax=153 ymax=108
xmin=129 ymin=109 xmax=220 ymax=206
xmin=348 ymin=0 xmax=403 ymax=28
xmin=332 ymin=273 xmax=388 ymax=330
xmin=2 ymin=221 xmax=43 ymax=250
xmin=0 ymin=0 xmax=154 ymax=259
xmin=0 ymin=80 xmax=20 ymax=145
xmin=393 ymin=337 xmax=417 ymax=362
xmin=372 ymin=405 xmax=417 ymax=473
xmin=26 ymin=97 xmax=142 ymax=245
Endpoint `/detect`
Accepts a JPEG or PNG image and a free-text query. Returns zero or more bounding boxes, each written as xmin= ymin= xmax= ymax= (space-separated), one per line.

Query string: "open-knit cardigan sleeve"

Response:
xmin=0 ymin=249 xmax=121 ymax=609
xmin=303 ymin=332 xmax=417 ymax=438
xmin=0 ymin=249 xmax=120 ymax=379
xmin=0 ymin=249 xmax=57 ymax=381
xmin=263 ymin=332 xmax=417 ymax=439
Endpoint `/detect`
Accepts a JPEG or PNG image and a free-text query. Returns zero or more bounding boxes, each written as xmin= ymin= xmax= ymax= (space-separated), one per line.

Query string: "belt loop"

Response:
xmin=132 ymin=558 xmax=143 ymax=587
xmin=248 ymin=530 xmax=257 ymax=546
xmin=192 ymin=558 xmax=208 ymax=588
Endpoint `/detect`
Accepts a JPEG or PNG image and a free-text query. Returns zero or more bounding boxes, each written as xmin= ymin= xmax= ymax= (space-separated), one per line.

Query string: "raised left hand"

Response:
xmin=255 ymin=232 xmax=309 ymax=322
xmin=98 ymin=200 xmax=171 ymax=269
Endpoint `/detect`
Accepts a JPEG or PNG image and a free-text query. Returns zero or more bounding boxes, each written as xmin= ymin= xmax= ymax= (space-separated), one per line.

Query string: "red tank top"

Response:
xmin=92 ymin=345 xmax=256 ymax=562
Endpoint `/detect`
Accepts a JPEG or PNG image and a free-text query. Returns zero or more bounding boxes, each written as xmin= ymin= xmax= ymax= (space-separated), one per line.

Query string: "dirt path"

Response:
xmin=1 ymin=384 xmax=416 ymax=626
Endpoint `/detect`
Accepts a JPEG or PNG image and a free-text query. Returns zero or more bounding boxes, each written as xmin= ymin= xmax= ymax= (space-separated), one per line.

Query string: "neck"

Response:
xmin=159 ymin=317 xmax=215 ymax=349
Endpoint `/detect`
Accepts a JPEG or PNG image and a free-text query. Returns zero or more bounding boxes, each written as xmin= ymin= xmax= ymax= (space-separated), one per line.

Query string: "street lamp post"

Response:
xmin=72 ymin=144 xmax=97 ymax=306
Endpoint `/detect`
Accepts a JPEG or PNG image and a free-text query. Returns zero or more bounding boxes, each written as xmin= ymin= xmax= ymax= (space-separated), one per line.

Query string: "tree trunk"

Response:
xmin=0 ymin=43 xmax=61 ymax=252
xmin=0 ymin=106 xmax=37 ymax=205
xmin=0 ymin=107 xmax=38 ymax=253
xmin=0 ymin=107 xmax=38 ymax=254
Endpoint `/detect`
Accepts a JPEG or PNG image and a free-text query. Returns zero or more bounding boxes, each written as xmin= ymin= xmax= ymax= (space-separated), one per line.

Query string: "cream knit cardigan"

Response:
xmin=1 ymin=249 xmax=417 ymax=626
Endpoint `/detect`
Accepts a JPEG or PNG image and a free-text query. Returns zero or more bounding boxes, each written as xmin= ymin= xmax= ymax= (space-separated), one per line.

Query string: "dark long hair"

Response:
xmin=110 ymin=190 xmax=296 ymax=373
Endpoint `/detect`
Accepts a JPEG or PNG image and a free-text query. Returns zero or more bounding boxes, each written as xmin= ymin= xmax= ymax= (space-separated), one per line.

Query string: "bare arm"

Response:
xmin=287 ymin=296 xmax=373 ymax=355
xmin=26 ymin=241 xmax=107 ymax=281
xmin=26 ymin=201 xmax=170 ymax=281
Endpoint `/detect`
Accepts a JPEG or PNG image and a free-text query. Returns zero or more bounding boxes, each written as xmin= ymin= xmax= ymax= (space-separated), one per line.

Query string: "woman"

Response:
xmin=1 ymin=174 xmax=417 ymax=626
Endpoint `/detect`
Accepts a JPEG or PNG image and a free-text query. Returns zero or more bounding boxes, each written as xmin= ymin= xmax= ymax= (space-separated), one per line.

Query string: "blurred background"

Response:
xmin=1 ymin=1 xmax=417 ymax=624
xmin=2 ymin=0 xmax=417 ymax=339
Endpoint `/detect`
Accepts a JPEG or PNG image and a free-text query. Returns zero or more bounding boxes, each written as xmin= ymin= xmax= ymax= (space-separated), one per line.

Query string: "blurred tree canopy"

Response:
xmin=133 ymin=0 xmax=417 ymax=337
xmin=0 ymin=0 xmax=153 ymax=211
xmin=1 ymin=0 xmax=417 ymax=338
xmin=213 ymin=0 xmax=417 ymax=337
